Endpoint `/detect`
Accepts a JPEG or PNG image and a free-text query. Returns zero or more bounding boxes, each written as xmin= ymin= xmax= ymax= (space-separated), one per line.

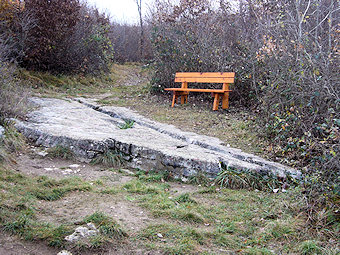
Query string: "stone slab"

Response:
xmin=15 ymin=97 xmax=301 ymax=179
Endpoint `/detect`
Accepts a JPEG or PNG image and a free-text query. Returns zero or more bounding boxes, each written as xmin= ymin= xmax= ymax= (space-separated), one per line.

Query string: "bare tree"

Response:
xmin=135 ymin=0 xmax=144 ymax=59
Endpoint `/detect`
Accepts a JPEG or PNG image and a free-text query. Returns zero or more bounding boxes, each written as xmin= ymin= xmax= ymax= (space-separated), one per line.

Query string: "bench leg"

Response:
xmin=171 ymin=93 xmax=177 ymax=107
xmin=181 ymin=94 xmax=186 ymax=104
xmin=222 ymin=92 xmax=229 ymax=109
xmin=172 ymin=92 xmax=188 ymax=107
xmin=213 ymin=93 xmax=221 ymax=111
xmin=180 ymin=93 xmax=188 ymax=105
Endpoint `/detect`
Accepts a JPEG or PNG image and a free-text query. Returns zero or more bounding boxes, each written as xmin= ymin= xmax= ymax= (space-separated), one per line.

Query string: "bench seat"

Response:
xmin=164 ymin=88 xmax=232 ymax=93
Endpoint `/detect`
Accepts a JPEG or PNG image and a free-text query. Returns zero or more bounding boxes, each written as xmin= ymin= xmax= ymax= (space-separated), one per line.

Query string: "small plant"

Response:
xmin=175 ymin=193 xmax=197 ymax=204
xmin=119 ymin=119 xmax=135 ymax=129
xmin=188 ymin=172 xmax=210 ymax=186
xmin=47 ymin=145 xmax=74 ymax=159
xmin=83 ymin=212 xmax=127 ymax=239
xmin=90 ymin=150 xmax=124 ymax=167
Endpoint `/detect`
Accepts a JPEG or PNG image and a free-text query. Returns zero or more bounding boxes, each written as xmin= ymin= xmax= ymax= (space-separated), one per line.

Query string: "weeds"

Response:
xmin=175 ymin=193 xmax=197 ymax=204
xmin=136 ymin=169 xmax=172 ymax=182
xmin=90 ymin=150 xmax=124 ymax=168
xmin=119 ymin=119 xmax=135 ymax=129
xmin=0 ymin=123 xmax=26 ymax=163
xmin=0 ymin=123 xmax=26 ymax=153
xmin=47 ymin=145 xmax=74 ymax=160
xmin=215 ymin=163 xmax=296 ymax=191
xmin=0 ymin=62 xmax=31 ymax=119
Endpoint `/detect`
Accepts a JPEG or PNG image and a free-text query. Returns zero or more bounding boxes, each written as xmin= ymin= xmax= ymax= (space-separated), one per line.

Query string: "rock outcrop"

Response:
xmin=15 ymin=97 xmax=301 ymax=179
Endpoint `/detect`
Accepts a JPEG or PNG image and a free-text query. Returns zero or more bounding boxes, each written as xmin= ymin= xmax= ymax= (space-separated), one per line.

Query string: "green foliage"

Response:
xmin=243 ymin=247 xmax=273 ymax=255
xmin=119 ymin=119 xmax=135 ymax=129
xmin=175 ymin=193 xmax=197 ymax=204
xmin=90 ymin=150 xmax=124 ymax=168
xmin=136 ymin=169 xmax=172 ymax=182
xmin=123 ymin=179 xmax=166 ymax=194
xmin=299 ymin=240 xmax=323 ymax=255
xmin=83 ymin=212 xmax=127 ymax=239
xmin=31 ymin=176 xmax=92 ymax=201
xmin=215 ymin=164 xmax=296 ymax=191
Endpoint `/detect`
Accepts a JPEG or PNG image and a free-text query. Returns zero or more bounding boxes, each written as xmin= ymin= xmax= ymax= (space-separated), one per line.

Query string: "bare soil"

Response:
xmin=0 ymin=231 xmax=56 ymax=255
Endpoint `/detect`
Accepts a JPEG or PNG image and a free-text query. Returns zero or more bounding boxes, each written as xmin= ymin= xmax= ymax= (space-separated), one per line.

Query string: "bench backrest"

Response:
xmin=175 ymin=72 xmax=235 ymax=84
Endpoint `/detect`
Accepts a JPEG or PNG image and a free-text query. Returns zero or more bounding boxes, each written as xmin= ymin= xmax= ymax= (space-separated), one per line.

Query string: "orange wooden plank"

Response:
xmin=175 ymin=77 xmax=234 ymax=83
xmin=222 ymin=92 xmax=229 ymax=109
xmin=165 ymin=88 xmax=232 ymax=93
xmin=213 ymin=93 xmax=221 ymax=111
xmin=176 ymin=72 xmax=235 ymax=78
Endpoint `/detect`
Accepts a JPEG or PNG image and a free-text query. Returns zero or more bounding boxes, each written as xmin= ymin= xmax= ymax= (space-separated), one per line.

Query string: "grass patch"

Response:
xmin=90 ymin=150 xmax=124 ymax=168
xmin=47 ymin=145 xmax=75 ymax=159
xmin=19 ymin=65 xmax=120 ymax=97
xmin=243 ymin=247 xmax=274 ymax=255
xmin=123 ymin=179 xmax=168 ymax=194
xmin=83 ymin=212 xmax=127 ymax=239
xmin=138 ymin=223 xmax=242 ymax=254
xmin=299 ymin=240 xmax=323 ymax=255
xmin=136 ymin=169 xmax=172 ymax=182
xmin=215 ymin=164 xmax=297 ymax=191
xmin=30 ymin=176 xmax=92 ymax=201
xmin=175 ymin=193 xmax=197 ymax=204
xmin=0 ymin=166 xmax=92 ymax=248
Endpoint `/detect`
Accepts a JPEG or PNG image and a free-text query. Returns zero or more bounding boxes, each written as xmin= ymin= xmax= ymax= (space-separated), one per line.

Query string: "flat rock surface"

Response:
xmin=15 ymin=97 xmax=300 ymax=178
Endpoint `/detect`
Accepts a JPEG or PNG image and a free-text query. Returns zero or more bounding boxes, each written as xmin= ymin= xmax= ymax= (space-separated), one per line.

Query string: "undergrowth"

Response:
xmin=215 ymin=163 xmax=298 ymax=191
xmin=47 ymin=145 xmax=75 ymax=160
xmin=0 ymin=123 xmax=26 ymax=163
xmin=90 ymin=150 xmax=125 ymax=168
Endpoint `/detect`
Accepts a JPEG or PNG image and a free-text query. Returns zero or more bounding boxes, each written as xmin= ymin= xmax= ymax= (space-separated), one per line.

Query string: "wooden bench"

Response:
xmin=164 ymin=72 xmax=235 ymax=111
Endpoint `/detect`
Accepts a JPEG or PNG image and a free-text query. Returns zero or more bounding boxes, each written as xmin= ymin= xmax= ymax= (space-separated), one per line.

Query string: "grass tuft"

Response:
xmin=215 ymin=164 xmax=297 ymax=191
xmin=175 ymin=193 xmax=197 ymax=204
xmin=90 ymin=150 xmax=124 ymax=168
xmin=47 ymin=145 xmax=74 ymax=159
xmin=30 ymin=176 xmax=92 ymax=201
xmin=83 ymin=212 xmax=127 ymax=239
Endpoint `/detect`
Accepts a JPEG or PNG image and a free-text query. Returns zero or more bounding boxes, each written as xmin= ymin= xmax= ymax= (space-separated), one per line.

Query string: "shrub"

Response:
xmin=1 ymin=0 xmax=113 ymax=74
xmin=0 ymin=61 xmax=31 ymax=119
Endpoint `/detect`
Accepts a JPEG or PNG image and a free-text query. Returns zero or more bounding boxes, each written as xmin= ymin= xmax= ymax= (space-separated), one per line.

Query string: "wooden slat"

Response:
xmin=176 ymin=72 xmax=235 ymax=78
xmin=164 ymin=88 xmax=232 ymax=93
xmin=175 ymin=77 xmax=234 ymax=83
